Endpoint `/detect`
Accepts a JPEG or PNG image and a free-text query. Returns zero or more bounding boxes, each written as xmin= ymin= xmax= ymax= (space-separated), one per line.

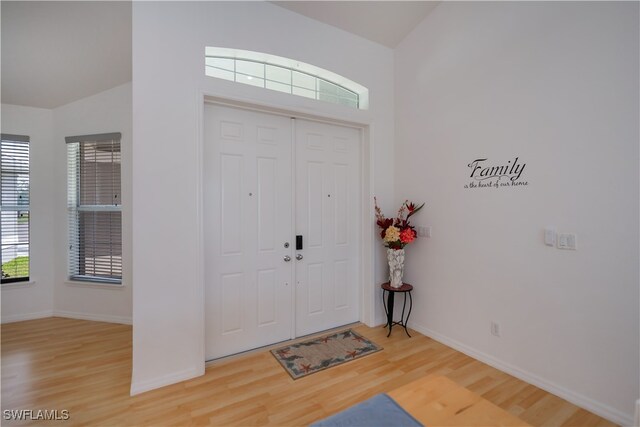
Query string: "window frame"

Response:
xmin=206 ymin=56 xmax=360 ymax=108
xmin=205 ymin=47 xmax=369 ymax=110
xmin=66 ymin=132 xmax=122 ymax=285
xmin=1 ymin=133 xmax=30 ymax=285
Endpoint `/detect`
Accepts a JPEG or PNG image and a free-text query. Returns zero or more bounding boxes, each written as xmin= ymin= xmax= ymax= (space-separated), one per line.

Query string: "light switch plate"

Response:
xmin=544 ymin=228 xmax=556 ymax=246
xmin=557 ymin=233 xmax=577 ymax=250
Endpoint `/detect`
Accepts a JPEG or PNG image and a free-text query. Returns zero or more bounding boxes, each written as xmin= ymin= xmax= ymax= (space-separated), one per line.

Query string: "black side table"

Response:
xmin=381 ymin=282 xmax=413 ymax=337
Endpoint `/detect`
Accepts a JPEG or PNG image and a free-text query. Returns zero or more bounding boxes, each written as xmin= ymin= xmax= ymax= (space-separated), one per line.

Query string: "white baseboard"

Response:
xmin=130 ymin=366 xmax=204 ymax=396
xmin=53 ymin=310 xmax=132 ymax=325
xmin=1 ymin=310 xmax=54 ymax=324
xmin=410 ymin=321 xmax=633 ymax=427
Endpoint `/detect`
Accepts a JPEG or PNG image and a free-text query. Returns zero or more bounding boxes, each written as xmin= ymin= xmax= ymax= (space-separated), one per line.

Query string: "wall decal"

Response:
xmin=464 ymin=157 xmax=529 ymax=189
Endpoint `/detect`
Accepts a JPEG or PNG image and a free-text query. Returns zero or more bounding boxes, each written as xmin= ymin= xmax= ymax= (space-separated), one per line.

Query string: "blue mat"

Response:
xmin=311 ymin=393 xmax=423 ymax=427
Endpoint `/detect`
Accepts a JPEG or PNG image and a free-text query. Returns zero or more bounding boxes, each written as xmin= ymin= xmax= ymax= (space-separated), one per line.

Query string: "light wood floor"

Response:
xmin=1 ymin=317 xmax=616 ymax=426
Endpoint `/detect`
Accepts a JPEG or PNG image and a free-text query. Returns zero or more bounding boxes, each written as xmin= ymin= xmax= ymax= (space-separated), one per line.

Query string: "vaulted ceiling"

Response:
xmin=1 ymin=1 xmax=132 ymax=109
xmin=1 ymin=1 xmax=439 ymax=109
xmin=272 ymin=1 xmax=439 ymax=48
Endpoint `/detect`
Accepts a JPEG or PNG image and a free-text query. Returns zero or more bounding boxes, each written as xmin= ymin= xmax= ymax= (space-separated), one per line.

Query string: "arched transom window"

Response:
xmin=205 ymin=47 xmax=369 ymax=110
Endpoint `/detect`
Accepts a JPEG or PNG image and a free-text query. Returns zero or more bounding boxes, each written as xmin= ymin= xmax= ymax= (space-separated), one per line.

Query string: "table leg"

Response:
xmin=386 ymin=291 xmax=395 ymax=337
xmin=403 ymin=291 xmax=413 ymax=337
xmin=399 ymin=292 xmax=411 ymax=337
xmin=382 ymin=290 xmax=389 ymax=328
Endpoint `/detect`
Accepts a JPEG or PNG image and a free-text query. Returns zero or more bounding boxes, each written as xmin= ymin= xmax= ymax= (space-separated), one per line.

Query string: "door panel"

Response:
xmin=257 ymin=158 xmax=277 ymax=252
xmin=220 ymin=154 xmax=243 ymax=255
xmin=295 ymin=119 xmax=360 ymax=336
xmin=204 ymin=104 xmax=293 ymax=360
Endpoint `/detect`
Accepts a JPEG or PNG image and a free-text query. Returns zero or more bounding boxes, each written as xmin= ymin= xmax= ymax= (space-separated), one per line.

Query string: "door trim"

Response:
xmin=197 ymin=92 xmax=375 ymax=361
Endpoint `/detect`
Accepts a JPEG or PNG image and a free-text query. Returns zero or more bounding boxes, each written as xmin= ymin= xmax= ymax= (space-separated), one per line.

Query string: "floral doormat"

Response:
xmin=271 ymin=329 xmax=382 ymax=379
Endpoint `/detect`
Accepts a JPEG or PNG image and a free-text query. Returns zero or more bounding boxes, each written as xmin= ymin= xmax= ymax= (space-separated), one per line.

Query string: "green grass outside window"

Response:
xmin=2 ymin=256 xmax=29 ymax=279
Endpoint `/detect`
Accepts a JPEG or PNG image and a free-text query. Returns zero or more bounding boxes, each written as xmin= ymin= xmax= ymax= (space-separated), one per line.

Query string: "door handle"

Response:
xmin=296 ymin=254 xmax=303 ymax=261
xmin=284 ymin=255 xmax=291 ymax=262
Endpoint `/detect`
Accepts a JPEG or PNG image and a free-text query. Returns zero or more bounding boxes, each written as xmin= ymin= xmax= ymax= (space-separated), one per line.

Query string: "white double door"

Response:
xmin=204 ymin=104 xmax=360 ymax=360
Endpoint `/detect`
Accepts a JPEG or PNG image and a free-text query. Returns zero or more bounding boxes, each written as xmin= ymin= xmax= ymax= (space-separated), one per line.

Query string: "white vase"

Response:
xmin=387 ymin=248 xmax=405 ymax=289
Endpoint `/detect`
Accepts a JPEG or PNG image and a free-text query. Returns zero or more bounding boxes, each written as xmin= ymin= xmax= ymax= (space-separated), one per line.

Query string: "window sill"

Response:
xmin=65 ymin=280 xmax=124 ymax=289
xmin=1 ymin=280 xmax=36 ymax=289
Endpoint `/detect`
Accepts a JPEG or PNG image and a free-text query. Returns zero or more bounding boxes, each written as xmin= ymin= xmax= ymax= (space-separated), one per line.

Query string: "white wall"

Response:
xmin=52 ymin=83 xmax=133 ymax=324
xmin=1 ymin=104 xmax=55 ymax=322
xmin=395 ymin=2 xmax=639 ymax=424
xmin=132 ymin=1 xmax=395 ymax=393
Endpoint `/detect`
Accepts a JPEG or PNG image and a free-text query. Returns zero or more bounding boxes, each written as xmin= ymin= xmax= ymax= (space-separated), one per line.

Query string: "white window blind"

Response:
xmin=66 ymin=133 xmax=122 ymax=284
xmin=1 ymin=134 xmax=30 ymax=284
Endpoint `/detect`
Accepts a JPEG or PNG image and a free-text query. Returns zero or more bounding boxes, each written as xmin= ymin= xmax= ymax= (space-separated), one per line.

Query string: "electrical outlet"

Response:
xmin=491 ymin=322 xmax=500 ymax=337
xmin=417 ymin=226 xmax=432 ymax=238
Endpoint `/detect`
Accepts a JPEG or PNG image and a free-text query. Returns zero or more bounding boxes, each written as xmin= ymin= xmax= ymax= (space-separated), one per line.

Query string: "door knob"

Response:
xmin=296 ymin=254 xmax=303 ymax=260
xmin=284 ymin=255 xmax=291 ymax=262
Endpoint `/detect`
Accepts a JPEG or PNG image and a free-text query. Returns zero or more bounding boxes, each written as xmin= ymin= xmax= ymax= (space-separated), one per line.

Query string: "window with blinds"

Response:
xmin=1 ymin=134 xmax=30 ymax=284
xmin=67 ymin=133 xmax=122 ymax=284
